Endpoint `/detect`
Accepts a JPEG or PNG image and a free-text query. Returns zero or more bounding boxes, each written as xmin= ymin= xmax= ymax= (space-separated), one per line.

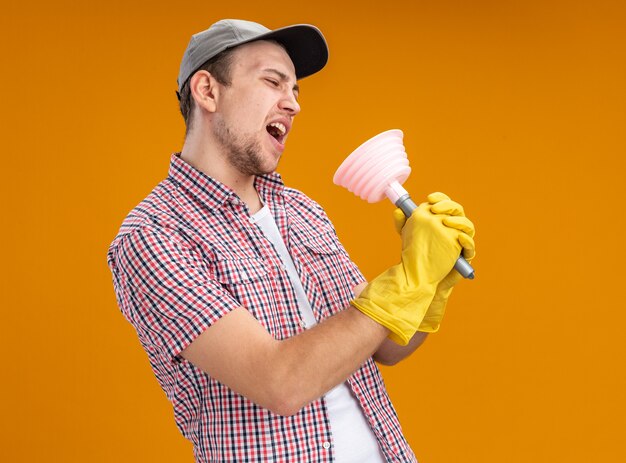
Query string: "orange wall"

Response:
xmin=2 ymin=1 xmax=625 ymax=461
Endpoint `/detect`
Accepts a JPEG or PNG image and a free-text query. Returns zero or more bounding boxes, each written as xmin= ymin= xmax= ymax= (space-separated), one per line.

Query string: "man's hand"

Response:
xmin=350 ymin=193 xmax=473 ymax=345
xmin=393 ymin=192 xmax=476 ymax=332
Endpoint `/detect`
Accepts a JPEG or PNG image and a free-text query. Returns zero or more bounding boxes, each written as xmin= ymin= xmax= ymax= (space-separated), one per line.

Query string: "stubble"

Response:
xmin=213 ymin=116 xmax=274 ymax=176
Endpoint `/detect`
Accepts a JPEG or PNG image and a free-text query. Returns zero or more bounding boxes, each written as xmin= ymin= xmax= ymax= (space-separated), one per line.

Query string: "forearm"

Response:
xmin=181 ymin=303 xmax=389 ymax=417
xmin=268 ymin=305 xmax=389 ymax=415
xmin=373 ymin=331 xmax=428 ymax=366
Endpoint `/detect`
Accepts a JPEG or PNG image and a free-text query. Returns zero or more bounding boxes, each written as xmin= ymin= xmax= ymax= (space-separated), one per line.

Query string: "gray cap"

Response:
xmin=177 ymin=19 xmax=329 ymax=94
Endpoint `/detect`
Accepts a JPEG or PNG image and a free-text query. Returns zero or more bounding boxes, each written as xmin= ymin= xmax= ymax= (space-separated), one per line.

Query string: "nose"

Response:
xmin=279 ymin=91 xmax=301 ymax=116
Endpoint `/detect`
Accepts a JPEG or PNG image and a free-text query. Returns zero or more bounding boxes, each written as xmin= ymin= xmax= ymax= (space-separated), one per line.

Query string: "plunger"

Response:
xmin=333 ymin=129 xmax=475 ymax=279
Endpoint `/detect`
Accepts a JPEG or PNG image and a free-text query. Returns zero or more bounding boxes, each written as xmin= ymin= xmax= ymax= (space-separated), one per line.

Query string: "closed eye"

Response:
xmin=265 ymin=78 xmax=279 ymax=87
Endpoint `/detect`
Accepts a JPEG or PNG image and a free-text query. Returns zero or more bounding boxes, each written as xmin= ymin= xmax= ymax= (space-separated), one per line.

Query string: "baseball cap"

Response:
xmin=177 ymin=19 xmax=329 ymax=94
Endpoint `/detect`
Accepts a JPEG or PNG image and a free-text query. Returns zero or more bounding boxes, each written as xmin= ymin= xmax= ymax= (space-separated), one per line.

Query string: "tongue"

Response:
xmin=267 ymin=126 xmax=281 ymax=140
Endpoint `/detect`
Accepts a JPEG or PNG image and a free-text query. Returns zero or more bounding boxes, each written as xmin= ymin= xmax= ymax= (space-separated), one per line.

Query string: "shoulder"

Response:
xmin=108 ymin=179 xmax=195 ymax=265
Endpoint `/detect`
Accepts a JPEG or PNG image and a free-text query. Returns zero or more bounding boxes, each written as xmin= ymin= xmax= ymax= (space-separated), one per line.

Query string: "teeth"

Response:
xmin=268 ymin=122 xmax=286 ymax=136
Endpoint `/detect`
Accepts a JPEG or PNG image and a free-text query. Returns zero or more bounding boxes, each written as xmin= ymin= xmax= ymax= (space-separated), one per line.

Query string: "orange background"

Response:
xmin=2 ymin=1 xmax=625 ymax=461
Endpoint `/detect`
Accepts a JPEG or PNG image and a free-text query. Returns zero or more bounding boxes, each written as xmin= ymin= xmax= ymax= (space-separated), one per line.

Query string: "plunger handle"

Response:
xmin=387 ymin=182 xmax=475 ymax=280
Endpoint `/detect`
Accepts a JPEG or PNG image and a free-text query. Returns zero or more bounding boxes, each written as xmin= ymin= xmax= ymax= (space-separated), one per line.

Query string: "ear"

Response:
xmin=189 ymin=70 xmax=221 ymax=113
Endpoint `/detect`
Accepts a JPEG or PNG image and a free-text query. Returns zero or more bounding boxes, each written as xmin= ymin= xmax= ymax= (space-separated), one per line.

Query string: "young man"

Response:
xmin=108 ymin=19 xmax=475 ymax=463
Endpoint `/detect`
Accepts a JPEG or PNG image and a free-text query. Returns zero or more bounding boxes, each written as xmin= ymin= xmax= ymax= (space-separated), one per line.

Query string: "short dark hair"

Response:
xmin=178 ymin=48 xmax=235 ymax=134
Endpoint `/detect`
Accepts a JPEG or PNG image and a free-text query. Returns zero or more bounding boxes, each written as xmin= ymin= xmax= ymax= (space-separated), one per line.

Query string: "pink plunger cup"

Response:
xmin=334 ymin=129 xmax=475 ymax=279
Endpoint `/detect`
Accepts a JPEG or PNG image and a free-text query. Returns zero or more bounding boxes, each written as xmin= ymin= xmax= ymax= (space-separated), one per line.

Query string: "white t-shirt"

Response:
xmin=250 ymin=205 xmax=385 ymax=463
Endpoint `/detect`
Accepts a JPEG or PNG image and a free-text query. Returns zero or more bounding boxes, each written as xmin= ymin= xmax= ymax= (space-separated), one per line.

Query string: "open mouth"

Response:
xmin=266 ymin=122 xmax=287 ymax=145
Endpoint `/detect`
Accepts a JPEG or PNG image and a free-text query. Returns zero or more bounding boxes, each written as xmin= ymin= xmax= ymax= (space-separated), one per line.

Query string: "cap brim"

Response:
xmin=242 ymin=24 xmax=329 ymax=80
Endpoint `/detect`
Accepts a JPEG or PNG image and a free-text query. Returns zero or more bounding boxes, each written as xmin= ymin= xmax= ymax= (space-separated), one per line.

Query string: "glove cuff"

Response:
xmin=350 ymin=299 xmax=413 ymax=346
xmin=351 ymin=284 xmax=437 ymax=346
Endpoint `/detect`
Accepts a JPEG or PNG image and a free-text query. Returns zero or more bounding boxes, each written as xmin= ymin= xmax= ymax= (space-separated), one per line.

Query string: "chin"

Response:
xmin=244 ymin=159 xmax=279 ymax=177
xmin=258 ymin=164 xmax=278 ymax=175
xmin=261 ymin=154 xmax=281 ymax=174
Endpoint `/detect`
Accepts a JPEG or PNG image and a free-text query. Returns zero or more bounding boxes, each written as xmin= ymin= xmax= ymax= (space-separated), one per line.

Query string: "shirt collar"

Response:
xmin=168 ymin=153 xmax=285 ymax=210
xmin=255 ymin=170 xmax=286 ymax=204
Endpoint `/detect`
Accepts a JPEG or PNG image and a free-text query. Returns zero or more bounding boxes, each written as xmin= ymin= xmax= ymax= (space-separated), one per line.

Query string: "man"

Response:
xmin=108 ymin=19 xmax=475 ymax=462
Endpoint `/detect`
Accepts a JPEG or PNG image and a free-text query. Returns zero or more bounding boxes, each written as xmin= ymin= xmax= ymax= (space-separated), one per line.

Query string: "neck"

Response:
xmin=181 ymin=128 xmax=263 ymax=214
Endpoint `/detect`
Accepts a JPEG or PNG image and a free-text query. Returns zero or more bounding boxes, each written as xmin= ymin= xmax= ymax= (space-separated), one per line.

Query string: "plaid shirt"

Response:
xmin=108 ymin=154 xmax=417 ymax=463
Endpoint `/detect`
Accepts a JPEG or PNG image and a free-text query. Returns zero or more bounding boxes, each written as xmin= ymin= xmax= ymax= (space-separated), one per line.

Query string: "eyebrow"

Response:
xmin=262 ymin=68 xmax=300 ymax=94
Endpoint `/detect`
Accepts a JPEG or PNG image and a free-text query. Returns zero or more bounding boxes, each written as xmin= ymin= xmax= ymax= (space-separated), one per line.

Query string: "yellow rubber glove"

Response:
xmin=393 ymin=192 xmax=476 ymax=333
xmin=351 ymin=199 xmax=465 ymax=345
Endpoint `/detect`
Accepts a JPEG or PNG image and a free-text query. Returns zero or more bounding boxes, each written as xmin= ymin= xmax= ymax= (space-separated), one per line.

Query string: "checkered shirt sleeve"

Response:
xmin=111 ymin=224 xmax=241 ymax=360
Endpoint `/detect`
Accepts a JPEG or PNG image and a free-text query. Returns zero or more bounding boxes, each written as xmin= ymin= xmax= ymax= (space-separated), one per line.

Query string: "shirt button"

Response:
xmin=322 ymin=441 xmax=331 ymax=450
xmin=299 ymin=320 xmax=307 ymax=329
